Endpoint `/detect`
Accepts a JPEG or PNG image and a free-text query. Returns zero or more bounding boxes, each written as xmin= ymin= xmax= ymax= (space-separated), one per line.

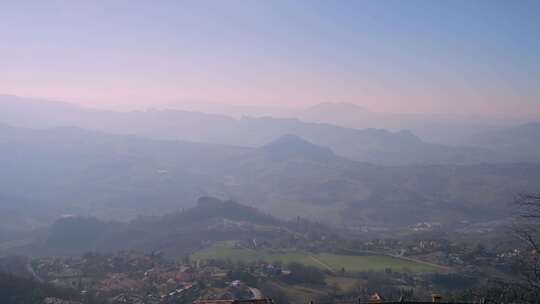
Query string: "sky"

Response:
xmin=1 ymin=0 xmax=539 ymax=118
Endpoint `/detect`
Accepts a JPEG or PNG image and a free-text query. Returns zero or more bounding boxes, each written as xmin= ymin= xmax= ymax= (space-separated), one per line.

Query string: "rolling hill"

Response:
xmin=468 ymin=123 xmax=540 ymax=162
xmin=1 ymin=124 xmax=539 ymax=232
xmin=1 ymin=95 xmax=494 ymax=165
xmin=13 ymin=197 xmax=309 ymax=257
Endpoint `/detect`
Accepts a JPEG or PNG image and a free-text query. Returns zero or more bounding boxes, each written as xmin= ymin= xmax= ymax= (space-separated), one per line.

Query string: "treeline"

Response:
xmin=0 ymin=271 xmax=101 ymax=304
xmin=284 ymin=262 xmax=326 ymax=285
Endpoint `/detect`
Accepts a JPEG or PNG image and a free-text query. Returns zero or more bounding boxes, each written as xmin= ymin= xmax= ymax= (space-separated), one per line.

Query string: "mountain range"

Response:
xmin=1 ymin=123 xmax=539 ymax=233
xmin=4 ymin=94 xmax=539 ymax=165
xmin=294 ymin=102 xmax=530 ymax=144
xmin=138 ymin=99 xmax=524 ymax=145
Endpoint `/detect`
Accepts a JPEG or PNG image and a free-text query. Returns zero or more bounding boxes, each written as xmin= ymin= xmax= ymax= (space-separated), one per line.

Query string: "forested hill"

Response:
xmin=11 ymin=197 xmax=331 ymax=258
xmin=2 ymin=124 xmax=540 ymax=232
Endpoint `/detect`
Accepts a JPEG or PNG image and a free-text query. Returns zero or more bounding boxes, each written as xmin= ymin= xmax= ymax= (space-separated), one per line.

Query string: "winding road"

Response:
xmin=249 ymin=287 xmax=263 ymax=299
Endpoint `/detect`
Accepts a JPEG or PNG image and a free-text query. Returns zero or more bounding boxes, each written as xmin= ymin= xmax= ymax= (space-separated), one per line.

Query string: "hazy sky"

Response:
xmin=1 ymin=0 xmax=539 ymax=117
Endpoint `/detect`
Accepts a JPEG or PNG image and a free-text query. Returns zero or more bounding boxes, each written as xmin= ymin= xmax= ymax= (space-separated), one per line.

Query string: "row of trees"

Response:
xmin=455 ymin=193 xmax=540 ymax=303
xmin=0 ymin=271 xmax=88 ymax=304
xmin=507 ymin=194 xmax=540 ymax=301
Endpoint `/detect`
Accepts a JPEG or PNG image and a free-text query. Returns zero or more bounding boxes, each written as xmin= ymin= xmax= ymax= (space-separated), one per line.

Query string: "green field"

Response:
xmin=315 ymin=252 xmax=440 ymax=273
xmin=192 ymin=243 xmax=445 ymax=274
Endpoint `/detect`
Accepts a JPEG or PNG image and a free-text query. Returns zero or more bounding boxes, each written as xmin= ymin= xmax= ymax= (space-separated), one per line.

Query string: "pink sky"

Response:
xmin=1 ymin=1 xmax=538 ymax=119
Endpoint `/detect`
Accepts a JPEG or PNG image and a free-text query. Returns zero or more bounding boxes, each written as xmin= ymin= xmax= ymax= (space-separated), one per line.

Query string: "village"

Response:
xmin=24 ymin=230 xmax=526 ymax=304
xmin=30 ymin=251 xmax=278 ymax=304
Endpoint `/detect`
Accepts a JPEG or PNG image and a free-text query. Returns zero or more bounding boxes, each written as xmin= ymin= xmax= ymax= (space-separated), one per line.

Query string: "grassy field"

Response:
xmin=192 ymin=245 xmax=321 ymax=268
xmin=325 ymin=276 xmax=359 ymax=291
xmin=191 ymin=243 xmax=444 ymax=274
xmin=316 ymin=253 xmax=440 ymax=273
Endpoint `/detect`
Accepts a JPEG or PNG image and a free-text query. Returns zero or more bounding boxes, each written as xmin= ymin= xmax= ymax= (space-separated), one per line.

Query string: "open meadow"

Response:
xmin=192 ymin=243 xmax=445 ymax=274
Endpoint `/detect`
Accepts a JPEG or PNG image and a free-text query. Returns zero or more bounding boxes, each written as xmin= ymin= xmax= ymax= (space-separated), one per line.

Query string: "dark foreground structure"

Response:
xmin=195 ymin=300 xmax=275 ymax=304
xmin=193 ymin=298 xmax=485 ymax=304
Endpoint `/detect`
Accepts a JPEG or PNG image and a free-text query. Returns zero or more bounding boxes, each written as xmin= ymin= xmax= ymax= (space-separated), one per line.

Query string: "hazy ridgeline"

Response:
xmin=0 ymin=93 xmax=539 ymax=303
xmin=0 ymin=95 xmax=539 ymax=231
xmin=2 ymin=1 xmax=540 ymax=302
xmin=1 ymin=97 xmax=540 ymax=303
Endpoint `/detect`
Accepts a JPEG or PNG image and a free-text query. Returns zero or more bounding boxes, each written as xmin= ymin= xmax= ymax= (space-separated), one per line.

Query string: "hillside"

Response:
xmin=13 ymin=198 xmax=310 ymax=257
xmin=0 ymin=124 xmax=247 ymax=228
xmin=468 ymin=123 xmax=540 ymax=162
xmin=1 ymin=124 xmax=539 ymax=232
xmin=0 ymin=95 xmax=493 ymax=165
xmin=296 ymin=102 xmax=512 ymax=145
xmin=255 ymin=134 xmax=337 ymax=162
xmin=0 ymin=270 xmax=96 ymax=304
xmin=222 ymin=138 xmax=540 ymax=225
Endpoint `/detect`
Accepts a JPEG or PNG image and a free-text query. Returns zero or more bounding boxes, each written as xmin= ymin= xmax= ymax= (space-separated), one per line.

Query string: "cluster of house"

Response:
xmin=31 ymin=250 xmax=273 ymax=304
xmin=33 ymin=251 xmax=198 ymax=302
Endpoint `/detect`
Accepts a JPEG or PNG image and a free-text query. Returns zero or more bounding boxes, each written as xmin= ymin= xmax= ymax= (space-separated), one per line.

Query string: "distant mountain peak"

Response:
xmin=308 ymin=102 xmax=371 ymax=113
xmin=258 ymin=134 xmax=337 ymax=162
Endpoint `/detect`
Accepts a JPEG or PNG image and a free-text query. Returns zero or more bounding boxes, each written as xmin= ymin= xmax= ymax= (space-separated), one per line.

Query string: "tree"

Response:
xmin=258 ymin=282 xmax=289 ymax=304
xmin=511 ymin=193 xmax=540 ymax=300
xmin=284 ymin=262 xmax=326 ymax=285
xmin=455 ymin=193 xmax=540 ymax=303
